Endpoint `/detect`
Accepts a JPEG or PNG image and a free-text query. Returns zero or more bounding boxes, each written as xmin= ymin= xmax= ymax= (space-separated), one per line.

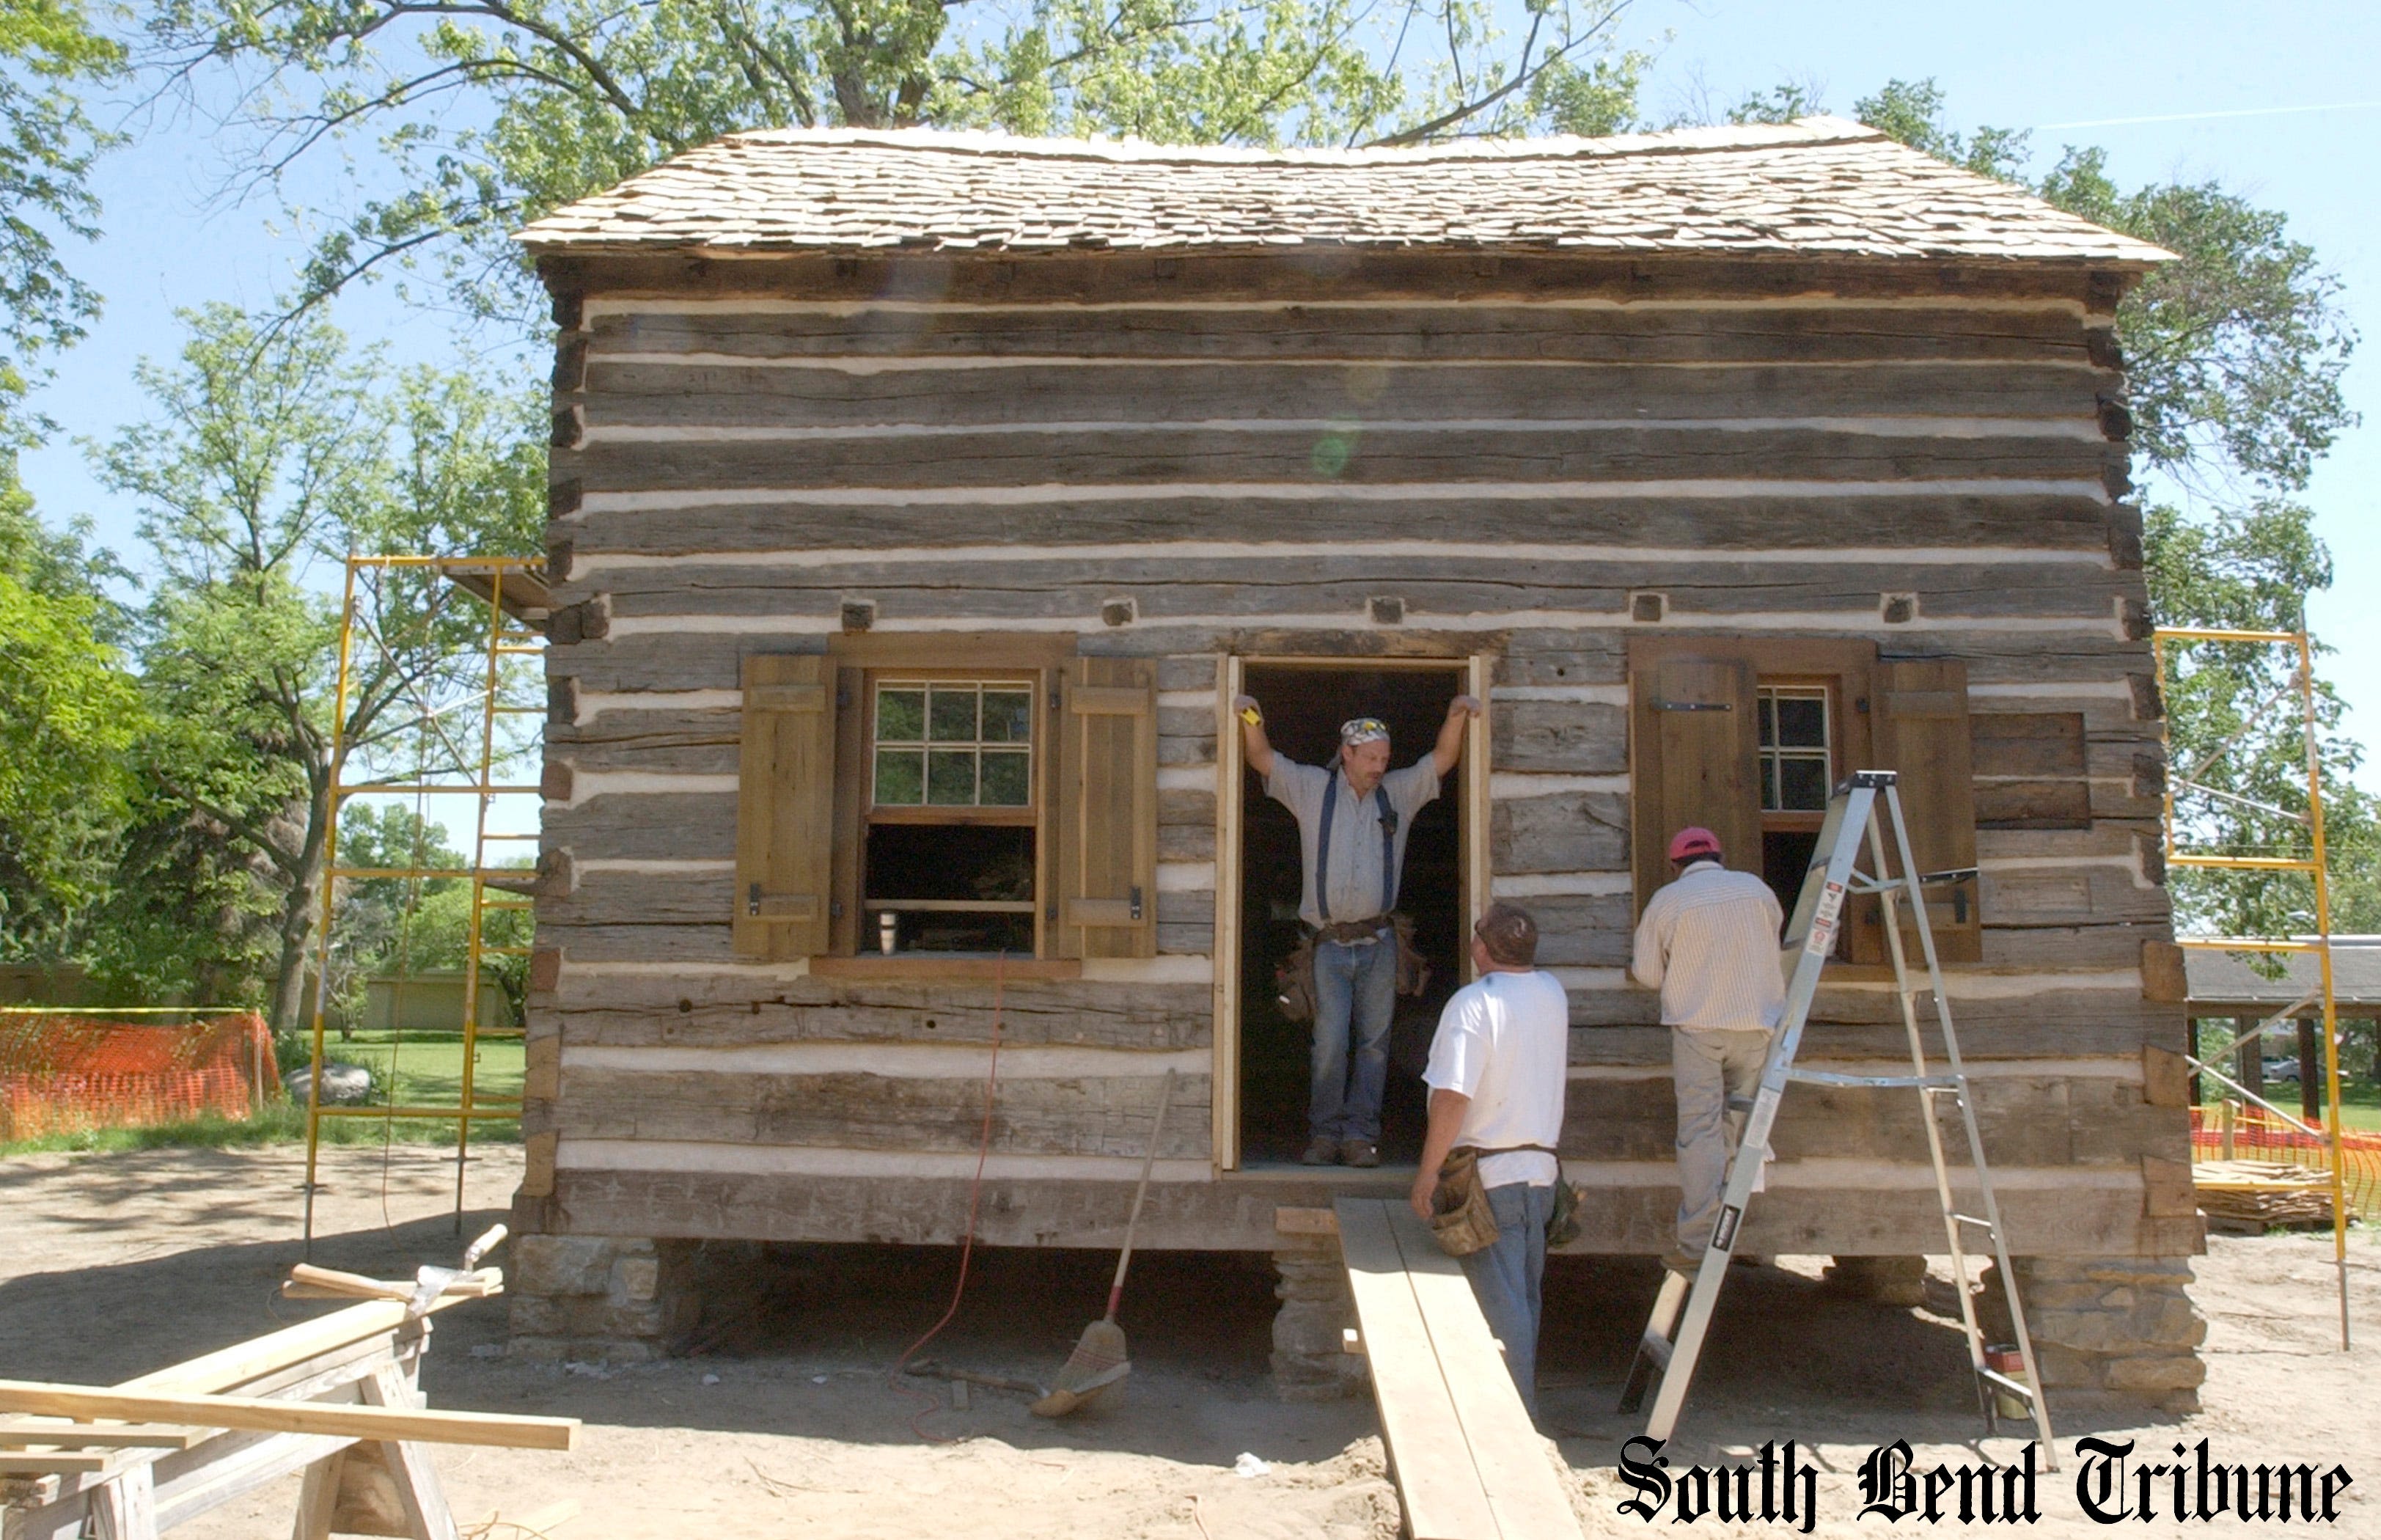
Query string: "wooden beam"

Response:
xmin=0 ymin=1420 xmax=203 ymax=1451
xmin=0 ymin=1382 xmax=578 ymax=1452
xmin=1373 ymin=1200 xmax=1585 ymax=1540
xmin=1332 ymin=1199 xmax=1502 ymax=1540
xmin=115 ymin=1297 xmax=469 ymax=1398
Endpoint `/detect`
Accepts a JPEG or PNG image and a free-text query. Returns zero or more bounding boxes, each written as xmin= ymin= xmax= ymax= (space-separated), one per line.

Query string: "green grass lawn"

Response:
xmin=1 ymin=1030 xmax=523 ymax=1158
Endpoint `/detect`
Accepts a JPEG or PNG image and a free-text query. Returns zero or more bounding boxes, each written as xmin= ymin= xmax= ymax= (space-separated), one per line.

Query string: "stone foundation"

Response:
xmin=1981 ymin=1255 xmax=2206 ymax=1415
xmin=509 ymin=1235 xmax=702 ymax=1363
xmin=1272 ymin=1231 xmax=1366 ymax=1401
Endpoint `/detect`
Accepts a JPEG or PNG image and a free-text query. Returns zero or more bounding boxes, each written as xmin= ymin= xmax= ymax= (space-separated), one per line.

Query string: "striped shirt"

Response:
xmin=1631 ymin=860 xmax=1788 ymax=1033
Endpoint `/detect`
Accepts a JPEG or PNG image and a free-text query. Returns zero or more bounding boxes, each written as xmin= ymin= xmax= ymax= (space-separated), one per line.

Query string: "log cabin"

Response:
xmin=506 ymin=117 xmax=2206 ymax=1407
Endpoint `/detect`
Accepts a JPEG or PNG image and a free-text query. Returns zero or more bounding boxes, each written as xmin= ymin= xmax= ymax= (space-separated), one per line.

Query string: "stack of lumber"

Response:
xmin=2193 ymin=1160 xmax=2334 ymax=1228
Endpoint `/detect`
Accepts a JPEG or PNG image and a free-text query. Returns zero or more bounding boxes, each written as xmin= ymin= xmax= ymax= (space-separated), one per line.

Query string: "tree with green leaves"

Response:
xmin=95 ymin=304 xmax=546 ymax=1035
xmin=1849 ymin=80 xmax=2364 ymax=942
xmin=1 ymin=0 xmax=120 ymax=406
xmin=0 ymin=490 xmax=141 ymax=962
xmin=144 ymin=0 xmax=1646 ymax=319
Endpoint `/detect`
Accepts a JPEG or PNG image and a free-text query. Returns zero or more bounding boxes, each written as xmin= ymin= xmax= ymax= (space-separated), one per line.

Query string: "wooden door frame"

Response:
xmin=1211 ymin=651 xmax=1491 ymax=1173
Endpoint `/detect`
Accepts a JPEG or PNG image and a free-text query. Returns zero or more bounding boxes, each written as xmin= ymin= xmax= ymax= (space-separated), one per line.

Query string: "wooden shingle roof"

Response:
xmin=516 ymin=117 xmax=2173 ymax=265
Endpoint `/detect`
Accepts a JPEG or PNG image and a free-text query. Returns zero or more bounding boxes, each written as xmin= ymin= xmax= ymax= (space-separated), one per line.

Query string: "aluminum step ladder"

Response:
xmin=1616 ymin=769 xmax=2058 ymax=1460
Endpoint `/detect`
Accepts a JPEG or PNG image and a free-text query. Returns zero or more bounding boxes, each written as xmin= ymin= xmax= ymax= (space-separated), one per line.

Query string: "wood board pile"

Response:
xmin=2193 ymin=1160 xmax=2335 ymax=1228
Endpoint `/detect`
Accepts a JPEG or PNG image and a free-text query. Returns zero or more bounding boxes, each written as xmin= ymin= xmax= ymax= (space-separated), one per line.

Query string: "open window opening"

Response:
xmin=1756 ymin=681 xmax=1833 ymax=914
xmin=864 ymin=675 xmax=1038 ymax=956
xmin=1236 ymin=662 xmax=1467 ymax=1169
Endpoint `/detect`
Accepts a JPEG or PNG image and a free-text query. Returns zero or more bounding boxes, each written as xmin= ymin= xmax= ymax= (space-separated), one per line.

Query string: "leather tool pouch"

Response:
xmin=1429 ymin=1145 xmax=1585 ymax=1256
xmin=1273 ymin=931 xmax=1318 ymax=1024
xmin=1426 ymin=1147 xmax=1501 ymax=1257
xmin=1390 ymin=912 xmax=1431 ymax=997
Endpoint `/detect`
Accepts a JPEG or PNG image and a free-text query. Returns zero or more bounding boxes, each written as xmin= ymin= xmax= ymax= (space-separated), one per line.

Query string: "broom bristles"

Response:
xmin=1029 ymin=1319 xmax=1130 ymax=1416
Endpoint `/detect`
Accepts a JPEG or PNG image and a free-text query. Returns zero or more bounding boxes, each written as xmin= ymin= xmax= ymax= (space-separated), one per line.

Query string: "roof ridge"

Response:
xmin=720 ymin=114 xmax=1890 ymax=167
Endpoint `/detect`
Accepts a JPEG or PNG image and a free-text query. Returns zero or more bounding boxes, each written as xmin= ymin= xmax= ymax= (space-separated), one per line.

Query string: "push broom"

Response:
xmin=1030 ymin=1068 xmax=1176 ymax=1418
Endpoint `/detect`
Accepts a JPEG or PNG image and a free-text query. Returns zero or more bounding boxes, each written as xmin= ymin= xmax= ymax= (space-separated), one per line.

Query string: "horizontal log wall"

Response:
xmin=523 ymin=252 xmax=2187 ymax=1257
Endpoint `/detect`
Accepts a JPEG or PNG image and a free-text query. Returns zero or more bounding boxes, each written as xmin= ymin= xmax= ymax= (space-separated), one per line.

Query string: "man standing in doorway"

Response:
xmin=1409 ymin=902 xmax=1569 ymax=1419
xmin=1632 ymin=826 xmax=1786 ymax=1269
xmin=1234 ymin=691 xmax=1481 ymax=1166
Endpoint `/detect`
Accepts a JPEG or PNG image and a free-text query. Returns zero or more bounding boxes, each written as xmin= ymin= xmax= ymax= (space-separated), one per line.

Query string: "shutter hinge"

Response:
xmin=746 ymin=882 xmax=761 ymax=917
xmin=1046 ymin=903 xmax=1058 ymax=922
xmin=1657 ymin=700 xmax=1731 ymax=712
xmin=830 ymin=900 xmax=844 ymax=918
xmin=1130 ymin=885 xmax=1144 ymax=921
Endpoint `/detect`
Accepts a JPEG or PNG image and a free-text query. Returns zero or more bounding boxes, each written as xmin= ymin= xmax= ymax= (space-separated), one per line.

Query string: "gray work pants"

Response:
xmin=1456 ymin=1181 xmax=1555 ymax=1421
xmin=1671 ymin=1026 xmax=1772 ymax=1258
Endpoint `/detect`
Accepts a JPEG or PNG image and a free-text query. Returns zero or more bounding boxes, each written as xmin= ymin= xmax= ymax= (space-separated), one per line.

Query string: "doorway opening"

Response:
xmin=1236 ymin=661 xmax=1468 ymax=1168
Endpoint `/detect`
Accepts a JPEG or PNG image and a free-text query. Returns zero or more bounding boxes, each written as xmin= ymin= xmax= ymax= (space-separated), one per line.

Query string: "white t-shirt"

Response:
xmin=1422 ymin=969 xmax=1570 ymax=1189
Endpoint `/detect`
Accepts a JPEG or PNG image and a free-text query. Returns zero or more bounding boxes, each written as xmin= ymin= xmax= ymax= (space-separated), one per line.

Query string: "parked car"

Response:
xmin=2261 ymin=1055 xmax=2300 ymax=1084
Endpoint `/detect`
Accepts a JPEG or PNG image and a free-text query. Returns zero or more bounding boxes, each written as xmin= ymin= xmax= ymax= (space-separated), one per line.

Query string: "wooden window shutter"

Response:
xmin=732 ymin=653 xmax=836 ymax=959
xmin=1053 ymin=655 xmax=1158 ymax=960
xmin=1629 ymin=654 xmax=1760 ymax=914
xmin=1871 ymin=658 xmax=1982 ymax=963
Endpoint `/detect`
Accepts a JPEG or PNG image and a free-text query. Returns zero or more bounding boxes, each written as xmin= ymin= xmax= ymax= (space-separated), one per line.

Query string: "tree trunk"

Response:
xmin=266 ymin=775 xmax=335 ymax=1042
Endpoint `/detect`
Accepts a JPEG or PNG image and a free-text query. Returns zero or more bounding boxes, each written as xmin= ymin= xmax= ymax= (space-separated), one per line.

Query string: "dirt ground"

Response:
xmin=4 ymin=1143 xmax=2377 ymax=1538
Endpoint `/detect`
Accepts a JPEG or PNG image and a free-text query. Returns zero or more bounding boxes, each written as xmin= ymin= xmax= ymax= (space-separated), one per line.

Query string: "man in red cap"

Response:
xmin=1632 ymin=826 xmax=1786 ymax=1268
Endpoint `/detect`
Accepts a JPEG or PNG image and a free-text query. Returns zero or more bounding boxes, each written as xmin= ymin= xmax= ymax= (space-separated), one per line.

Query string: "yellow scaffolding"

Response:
xmin=2152 ymin=625 xmax=2352 ymax=1349
xmin=301 ymin=555 xmax=549 ymax=1247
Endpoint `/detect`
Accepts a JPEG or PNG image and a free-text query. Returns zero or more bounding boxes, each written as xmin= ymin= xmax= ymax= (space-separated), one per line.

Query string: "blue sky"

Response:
xmin=17 ymin=0 xmax=2380 ymax=792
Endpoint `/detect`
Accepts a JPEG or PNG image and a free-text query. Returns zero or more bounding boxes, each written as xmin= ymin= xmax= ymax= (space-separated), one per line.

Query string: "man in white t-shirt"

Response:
xmin=1409 ymin=901 xmax=1569 ymax=1418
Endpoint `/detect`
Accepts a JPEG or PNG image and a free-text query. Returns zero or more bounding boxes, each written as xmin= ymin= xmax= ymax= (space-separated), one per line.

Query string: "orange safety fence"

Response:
xmin=0 ymin=1012 xmax=278 ymax=1142
xmin=2190 ymin=1103 xmax=2381 ymax=1220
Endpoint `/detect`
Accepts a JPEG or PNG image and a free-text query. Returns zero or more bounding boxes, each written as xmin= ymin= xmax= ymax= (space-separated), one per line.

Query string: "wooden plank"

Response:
xmin=1379 ymin=1203 xmax=1585 ymax=1540
xmin=733 ymin=653 xmax=835 ymax=959
xmin=117 ymin=1302 xmax=457 ymax=1398
xmin=83 ymin=1464 xmax=155 ymax=1540
xmin=1555 ymin=1073 xmax=2185 ymax=1166
xmin=551 ymin=975 xmax=1211 ymax=1051
xmin=545 ymin=1165 xmax=2190 ymax=1255
xmin=558 ymin=493 xmax=2118 ymax=560
xmin=0 ymin=1423 xmax=202 ymax=1451
xmin=587 ymin=303 xmax=2092 ymax=364
xmin=0 ymin=1384 xmax=577 ymax=1453
xmin=579 ymin=358 xmax=2105 ymax=429
xmin=591 ymin=564 xmax=2138 ymax=624
xmin=1491 ymin=791 xmax=1627 ymax=876
xmin=1487 ymin=699 xmax=1626 ymax=773
xmin=359 ymin=1364 xmax=460 ymax=1540
xmin=558 ymin=425 xmax=2112 ymax=492
xmin=549 ymin=1066 xmax=1212 ymax=1157
xmin=1332 ymin=1199 xmax=1503 ymax=1540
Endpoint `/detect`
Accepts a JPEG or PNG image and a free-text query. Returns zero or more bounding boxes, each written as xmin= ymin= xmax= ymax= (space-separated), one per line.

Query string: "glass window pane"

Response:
xmin=1761 ymin=757 xmax=1781 ymax=812
xmin=1758 ymin=694 xmax=1778 ymax=748
xmin=929 ymin=688 xmax=979 ymax=742
xmin=981 ymin=749 xmax=1030 ymax=806
xmin=1775 ymin=694 xmax=1827 ymax=748
xmin=874 ymin=749 xmax=925 ymax=805
xmin=981 ymin=689 xmax=1032 ymax=744
xmin=1779 ymin=755 xmax=1829 ymax=810
xmin=876 ymin=689 xmax=925 ymax=744
xmin=927 ymin=748 xmax=977 ymax=804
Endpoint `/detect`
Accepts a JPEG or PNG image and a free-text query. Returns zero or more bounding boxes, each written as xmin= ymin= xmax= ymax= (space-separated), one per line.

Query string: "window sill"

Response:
xmin=809 ymin=955 xmax=1082 ymax=982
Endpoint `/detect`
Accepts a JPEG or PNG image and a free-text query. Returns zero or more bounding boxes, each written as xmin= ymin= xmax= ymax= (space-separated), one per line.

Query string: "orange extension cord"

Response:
xmin=887 ymin=952 xmax=1005 ymax=1442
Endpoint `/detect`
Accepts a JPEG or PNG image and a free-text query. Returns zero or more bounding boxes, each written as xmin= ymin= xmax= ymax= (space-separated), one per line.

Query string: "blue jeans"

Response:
xmin=1309 ymin=934 xmax=1398 ymax=1142
xmin=1459 ymin=1181 xmax=1554 ymax=1420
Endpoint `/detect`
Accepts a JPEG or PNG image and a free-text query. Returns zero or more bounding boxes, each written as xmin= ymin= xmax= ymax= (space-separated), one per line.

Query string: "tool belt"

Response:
xmin=1427 ymin=1145 xmax=1585 ymax=1258
xmin=1273 ymin=914 xmax=1432 ymax=1023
